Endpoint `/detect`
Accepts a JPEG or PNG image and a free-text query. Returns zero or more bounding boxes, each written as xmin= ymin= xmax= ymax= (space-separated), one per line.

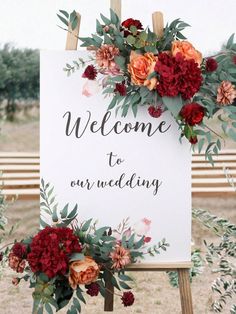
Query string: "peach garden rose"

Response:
xmin=171 ymin=40 xmax=202 ymax=65
xmin=128 ymin=51 xmax=158 ymax=90
xmin=69 ymin=256 xmax=100 ymax=289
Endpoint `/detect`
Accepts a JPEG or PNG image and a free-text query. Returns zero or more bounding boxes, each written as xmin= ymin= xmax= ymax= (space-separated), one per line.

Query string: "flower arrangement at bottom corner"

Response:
xmin=59 ymin=9 xmax=236 ymax=162
xmin=6 ymin=181 xmax=169 ymax=314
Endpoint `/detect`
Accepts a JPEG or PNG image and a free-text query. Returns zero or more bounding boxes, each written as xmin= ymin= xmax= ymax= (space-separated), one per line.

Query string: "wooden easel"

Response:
xmin=65 ymin=1 xmax=193 ymax=313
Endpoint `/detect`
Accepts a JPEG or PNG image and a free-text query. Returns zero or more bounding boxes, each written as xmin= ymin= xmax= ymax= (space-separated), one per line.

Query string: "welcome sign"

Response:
xmin=40 ymin=51 xmax=191 ymax=263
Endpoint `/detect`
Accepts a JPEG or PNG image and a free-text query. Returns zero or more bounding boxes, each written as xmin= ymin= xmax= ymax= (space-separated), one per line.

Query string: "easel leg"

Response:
xmin=178 ymin=269 xmax=193 ymax=314
xmin=104 ymin=270 xmax=114 ymax=311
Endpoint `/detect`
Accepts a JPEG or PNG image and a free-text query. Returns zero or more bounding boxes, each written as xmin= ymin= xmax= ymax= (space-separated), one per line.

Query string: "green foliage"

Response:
xmin=168 ymin=249 xmax=204 ymax=287
xmin=157 ymin=19 xmax=190 ymax=51
xmin=193 ymin=208 xmax=236 ymax=313
xmin=0 ymin=44 xmax=39 ymax=120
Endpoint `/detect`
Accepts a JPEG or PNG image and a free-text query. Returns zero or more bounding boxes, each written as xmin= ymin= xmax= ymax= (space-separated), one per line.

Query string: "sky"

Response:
xmin=0 ymin=0 xmax=235 ymax=55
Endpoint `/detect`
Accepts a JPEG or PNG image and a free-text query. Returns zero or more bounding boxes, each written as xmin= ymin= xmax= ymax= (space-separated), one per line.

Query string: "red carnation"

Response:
xmin=206 ymin=58 xmax=218 ymax=72
xmin=155 ymin=52 xmax=202 ymax=100
xmin=121 ymin=291 xmax=135 ymax=307
xmin=82 ymin=65 xmax=98 ymax=80
xmin=114 ymin=82 xmax=127 ymax=96
xmin=121 ymin=18 xmax=143 ymax=37
xmin=148 ymin=105 xmax=163 ymax=118
xmin=27 ymin=227 xmax=82 ymax=279
xmin=180 ymin=103 xmax=205 ymax=126
xmin=189 ymin=136 xmax=198 ymax=145
xmin=233 ymin=55 xmax=236 ymax=65
xmin=12 ymin=243 xmax=27 ymax=259
xmin=86 ymin=282 xmax=100 ymax=296
xmin=122 ymin=18 xmax=143 ymax=30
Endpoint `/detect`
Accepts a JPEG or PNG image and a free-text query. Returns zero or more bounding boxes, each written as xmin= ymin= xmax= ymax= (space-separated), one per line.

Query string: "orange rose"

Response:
xmin=128 ymin=51 xmax=158 ymax=90
xmin=171 ymin=41 xmax=202 ymax=65
xmin=69 ymin=256 xmax=100 ymax=289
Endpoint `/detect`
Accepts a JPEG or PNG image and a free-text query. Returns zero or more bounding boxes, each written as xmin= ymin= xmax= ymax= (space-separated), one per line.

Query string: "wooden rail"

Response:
xmin=0 ymin=150 xmax=235 ymax=199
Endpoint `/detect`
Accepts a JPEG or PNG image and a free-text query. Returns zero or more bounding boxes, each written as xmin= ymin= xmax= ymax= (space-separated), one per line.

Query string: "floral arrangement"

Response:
xmin=58 ymin=9 xmax=236 ymax=162
xmin=5 ymin=180 xmax=168 ymax=314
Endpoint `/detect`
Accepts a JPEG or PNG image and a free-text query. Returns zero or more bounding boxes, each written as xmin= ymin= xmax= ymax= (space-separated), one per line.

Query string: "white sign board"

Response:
xmin=40 ymin=51 xmax=191 ymax=263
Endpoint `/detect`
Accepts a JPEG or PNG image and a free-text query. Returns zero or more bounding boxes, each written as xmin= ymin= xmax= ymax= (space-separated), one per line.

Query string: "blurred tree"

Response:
xmin=0 ymin=44 xmax=39 ymax=120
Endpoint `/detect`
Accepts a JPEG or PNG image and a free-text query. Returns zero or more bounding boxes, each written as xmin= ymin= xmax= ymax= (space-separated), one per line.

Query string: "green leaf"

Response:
xmin=118 ymin=274 xmax=133 ymax=281
xmin=96 ymin=19 xmax=103 ymax=35
xmin=59 ymin=10 xmax=69 ymax=19
xmin=130 ymin=25 xmax=137 ymax=35
xmin=68 ymin=204 xmax=78 ymax=219
xmin=162 ymin=95 xmax=183 ymax=118
xmin=40 ymin=217 xmax=49 ymax=228
xmin=95 ymin=226 xmax=110 ymax=238
xmin=76 ymin=288 xmax=86 ymax=304
xmin=73 ymin=298 xmax=81 ymax=312
xmin=119 ymin=281 xmax=131 ymax=289
xmin=100 ymin=13 xmax=111 ymax=25
xmin=81 ymin=218 xmax=93 ymax=232
xmin=110 ymin=9 xmax=119 ymax=25
xmin=70 ymin=253 xmax=85 ymax=262
xmin=139 ymin=31 xmax=148 ymax=41
xmin=226 ymin=33 xmax=235 ymax=49
xmin=61 ymin=203 xmax=69 ymax=219
xmin=197 ymin=138 xmax=205 ymax=153
xmin=127 ymin=35 xmax=136 ymax=45
xmin=114 ymin=55 xmax=126 ymax=70
xmin=57 ymin=14 xmax=69 ymax=27
xmin=45 ymin=302 xmax=53 ymax=313
xmin=108 ymin=97 xmax=118 ymax=110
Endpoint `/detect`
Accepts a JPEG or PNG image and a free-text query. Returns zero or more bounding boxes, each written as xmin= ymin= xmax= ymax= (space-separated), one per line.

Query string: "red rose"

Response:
xmin=180 ymin=103 xmax=205 ymax=126
xmin=155 ymin=52 xmax=202 ymax=100
xmin=205 ymin=58 xmax=218 ymax=72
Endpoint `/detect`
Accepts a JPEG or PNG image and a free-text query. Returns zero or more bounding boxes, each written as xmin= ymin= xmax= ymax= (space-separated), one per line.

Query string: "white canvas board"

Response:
xmin=40 ymin=51 xmax=192 ymax=263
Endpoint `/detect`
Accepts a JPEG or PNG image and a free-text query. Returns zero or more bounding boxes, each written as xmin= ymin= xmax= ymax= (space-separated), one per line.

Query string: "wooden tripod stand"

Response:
xmin=64 ymin=1 xmax=194 ymax=313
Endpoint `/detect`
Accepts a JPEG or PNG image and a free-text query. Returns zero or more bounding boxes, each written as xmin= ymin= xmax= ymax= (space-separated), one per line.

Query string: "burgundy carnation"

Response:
xmin=27 ymin=227 xmax=82 ymax=279
xmin=189 ymin=136 xmax=198 ymax=145
xmin=0 ymin=252 xmax=3 ymax=262
xmin=86 ymin=282 xmax=100 ymax=296
xmin=206 ymin=58 xmax=218 ymax=72
xmin=121 ymin=291 xmax=135 ymax=307
xmin=154 ymin=52 xmax=202 ymax=100
xmin=82 ymin=65 xmax=98 ymax=80
xmin=114 ymin=82 xmax=127 ymax=96
xmin=148 ymin=105 xmax=163 ymax=118
xmin=180 ymin=103 xmax=205 ymax=126
xmin=121 ymin=18 xmax=143 ymax=37
xmin=12 ymin=243 xmax=27 ymax=259
xmin=233 ymin=55 xmax=236 ymax=65
xmin=121 ymin=18 xmax=143 ymax=30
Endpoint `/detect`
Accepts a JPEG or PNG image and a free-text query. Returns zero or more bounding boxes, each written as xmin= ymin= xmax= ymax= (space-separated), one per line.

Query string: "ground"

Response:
xmin=0 ymin=118 xmax=235 ymax=314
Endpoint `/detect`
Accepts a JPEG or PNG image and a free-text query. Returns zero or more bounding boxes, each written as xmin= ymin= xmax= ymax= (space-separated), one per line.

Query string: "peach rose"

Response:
xmin=128 ymin=51 xmax=158 ymax=90
xmin=171 ymin=41 xmax=202 ymax=65
xmin=69 ymin=256 xmax=100 ymax=289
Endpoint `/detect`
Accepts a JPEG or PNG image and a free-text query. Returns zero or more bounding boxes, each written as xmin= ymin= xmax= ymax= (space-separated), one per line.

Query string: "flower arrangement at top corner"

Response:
xmin=58 ymin=9 xmax=236 ymax=162
xmin=4 ymin=180 xmax=169 ymax=314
